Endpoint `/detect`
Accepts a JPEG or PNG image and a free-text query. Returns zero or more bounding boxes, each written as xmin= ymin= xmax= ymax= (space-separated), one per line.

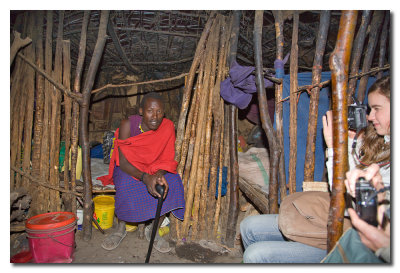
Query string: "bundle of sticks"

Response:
xmin=171 ymin=12 xmax=234 ymax=244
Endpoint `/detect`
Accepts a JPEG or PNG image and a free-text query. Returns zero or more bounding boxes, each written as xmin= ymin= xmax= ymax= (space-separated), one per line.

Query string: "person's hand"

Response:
xmin=344 ymin=164 xmax=385 ymax=201
xmin=322 ymin=110 xmax=333 ymax=148
xmin=348 ymin=208 xmax=390 ymax=252
xmin=143 ymin=172 xmax=169 ymax=199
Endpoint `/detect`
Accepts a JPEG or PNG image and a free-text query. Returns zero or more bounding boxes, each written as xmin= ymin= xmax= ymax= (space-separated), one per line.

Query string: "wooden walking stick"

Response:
xmin=327 ymin=10 xmax=357 ymax=251
xmin=304 ymin=11 xmax=331 ymax=182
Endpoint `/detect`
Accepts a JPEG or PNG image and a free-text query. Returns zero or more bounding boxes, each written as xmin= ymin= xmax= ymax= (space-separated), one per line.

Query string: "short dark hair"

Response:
xmin=140 ymin=92 xmax=164 ymax=109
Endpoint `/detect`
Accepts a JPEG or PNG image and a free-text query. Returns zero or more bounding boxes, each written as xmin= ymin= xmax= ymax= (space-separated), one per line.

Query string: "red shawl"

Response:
xmin=98 ymin=118 xmax=178 ymax=186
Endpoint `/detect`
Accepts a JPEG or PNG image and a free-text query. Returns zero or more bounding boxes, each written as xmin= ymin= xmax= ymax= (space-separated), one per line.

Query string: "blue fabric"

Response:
xmin=207 ymin=166 xmax=228 ymax=197
xmin=240 ymin=214 xmax=327 ymax=263
xmin=90 ymin=144 xmax=103 ymax=158
xmin=113 ymin=166 xmax=185 ymax=223
xmin=278 ymin=72 xmax=379 ymax=193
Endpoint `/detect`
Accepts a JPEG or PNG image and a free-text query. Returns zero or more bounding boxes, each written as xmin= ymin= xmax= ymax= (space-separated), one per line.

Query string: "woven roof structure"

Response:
xmin=11 ymin=10 xmax=389 ymax=88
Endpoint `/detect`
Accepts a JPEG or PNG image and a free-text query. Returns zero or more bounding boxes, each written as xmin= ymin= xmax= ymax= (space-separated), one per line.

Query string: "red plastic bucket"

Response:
xmin=26 ymin=212 xmax=76 ymax=263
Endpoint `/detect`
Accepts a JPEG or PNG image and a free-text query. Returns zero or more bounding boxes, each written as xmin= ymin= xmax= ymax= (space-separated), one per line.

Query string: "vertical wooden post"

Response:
xmin=21 ymin=13 xmax=35 ymax=194
xmin=347 ymin=11 xmax=371 ymax=102
xmin=288 ymin=11 xmax=299 ymax=194
xmin=63 ymin=40 xmax=72 ymax=212
xmin=357 ymin=11 xmax=384 ymax=103
xmin=327 ymin=10 xmax=357 ymax=251
xmin=254 ymin=11 xmax=281 ymax=213
xmin=49 ymin=10 xmax=64 ymax=212
xmin=31 ymin=11 xmax=45 ymax=215
xmin=225 ymin=10 xmax=241 ymax=248
xmin=272 ymin=10 xmax=287 ymax=200
xmin=81 ymin=10 xmax=110 ymax=242
xmin=377 ymin=11 xmax=389 ymax=80
xmin=71 ymin=10 xmax=90 ymax=215
xmin=40 ymin=10 xmax=53 ymax=212
xmin=304 ymin=11 xmax=331 ymax=182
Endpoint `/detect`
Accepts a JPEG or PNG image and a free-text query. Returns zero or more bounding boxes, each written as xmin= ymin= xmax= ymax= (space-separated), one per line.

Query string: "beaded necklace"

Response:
xmin=139 ymin=123 xmax=145 ymax=133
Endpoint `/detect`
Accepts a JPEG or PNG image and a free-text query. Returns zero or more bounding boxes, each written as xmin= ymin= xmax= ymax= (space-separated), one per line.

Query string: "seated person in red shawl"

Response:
xmin=98 ymin=92 xmax=185 ymax=253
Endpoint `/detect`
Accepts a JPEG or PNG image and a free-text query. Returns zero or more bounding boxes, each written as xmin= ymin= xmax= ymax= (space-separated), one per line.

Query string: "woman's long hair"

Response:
xmin=356 ymin=76 xmax=390 ymax=168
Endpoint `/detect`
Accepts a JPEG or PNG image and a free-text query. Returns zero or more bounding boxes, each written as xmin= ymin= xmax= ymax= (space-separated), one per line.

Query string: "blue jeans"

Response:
xmin=240 ymin=214 xmax=327 ymax=263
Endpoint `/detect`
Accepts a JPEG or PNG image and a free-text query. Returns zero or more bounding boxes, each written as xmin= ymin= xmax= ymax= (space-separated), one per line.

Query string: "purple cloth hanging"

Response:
xmin=220 ymin=60 xmax=273 ymax=109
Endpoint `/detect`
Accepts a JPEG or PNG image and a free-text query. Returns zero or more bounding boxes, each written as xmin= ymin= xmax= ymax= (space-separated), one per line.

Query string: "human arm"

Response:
xmin=344 ymin=164 xmax=390 ymax=262
xmin=347 ymin=208 xmax=390 ymax=262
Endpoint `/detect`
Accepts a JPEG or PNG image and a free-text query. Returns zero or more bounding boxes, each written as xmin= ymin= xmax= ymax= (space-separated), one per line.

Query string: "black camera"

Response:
xmin=348 ymin=104 xmax=368 ymax=131
xmin=355 ymin=177 xmax=378 ymax=227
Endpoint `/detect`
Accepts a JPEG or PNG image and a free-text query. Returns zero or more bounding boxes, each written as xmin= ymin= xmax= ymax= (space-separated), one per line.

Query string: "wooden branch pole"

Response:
xmin=181 ymin=63 xmax=207 ymax=239
xmin=10 ymin=30 xmax=32 ymax=66
xmin=81 ymin=10 xmax=110 ymax=242
xmin=190 ymin=19 xmax=217 ymax=240
xmin=175 ymin=11 xmax=217 ymax=161
xmin=288 ymin=12 xmax=299 ymax=194
xmin=213 ymin=101 xmax=225 ymax=238
xmin=327 ymin=10 xmax=357 ymax=251
xmin=272 ymin=10 xmax=287 ymax=200
xmin=107 ymin=18 xmax=139 ymax=74
xmin=70 ymin=10 xmax=90 ymax=215
xmin=63 ymin=40 xmax=73 ymax=211
xmin=207 ymin=14 xmax=232 ymax=239
xmin=198 ymin=16 xmax=221 ymax=240
xmin=41 ymin=10 xmax=53 ymax=212
xmin=378 ymin=11 xmax=389 ymax=79
xmin=49 ymin=10 xmax=64 ymax=212
xmin=22 ymin=13 xmax=35 ymax=194
xmin=225 ymin=10 xmax=241 ymax=248
xmin=31 ymin=11 xmax=45 ymax=215
xmin=357 ymin=11 xmax=384 ymax=103
xmin=304 ymin=11 xmax=331 ymax=182
xmin=347 ymin=11 xmax=371 ymax=102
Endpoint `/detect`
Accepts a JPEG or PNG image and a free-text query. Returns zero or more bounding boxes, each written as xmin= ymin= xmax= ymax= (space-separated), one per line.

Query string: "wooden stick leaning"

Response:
xmin=304 ymin=11 xmax=331 ymax=182
xmin=180 ymin=56 xmax=207 ymax=239
xmin=198 ymin=15 xmax=221 ymax=240
xmin=288 ymin=11 xmax=299 ymax=194
xmin=175 ymin=12 xmax=217 ymax=162
xmin=206 ymin=14 xmax=232 ymax=240
xmin=272 ymin=10 xmax=287 ymax=200
xmin=190 ymin=19 xmax=217 ymax=240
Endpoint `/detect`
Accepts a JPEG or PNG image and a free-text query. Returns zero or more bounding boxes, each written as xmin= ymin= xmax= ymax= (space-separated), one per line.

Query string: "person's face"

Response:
xmin=367 ymin=91 xmax=390 ymax=136
xmin=139 ymin=97 xmax=164 ymax=131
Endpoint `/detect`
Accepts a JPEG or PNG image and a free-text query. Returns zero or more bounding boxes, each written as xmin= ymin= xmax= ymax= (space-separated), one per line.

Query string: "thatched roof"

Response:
xmin=10 ymin=10 xmax=389 ymax=88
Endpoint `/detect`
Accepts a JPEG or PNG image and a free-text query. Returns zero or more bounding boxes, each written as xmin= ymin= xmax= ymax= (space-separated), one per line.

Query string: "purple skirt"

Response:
xmin=113 ymin=166 xmax=185 ymax=223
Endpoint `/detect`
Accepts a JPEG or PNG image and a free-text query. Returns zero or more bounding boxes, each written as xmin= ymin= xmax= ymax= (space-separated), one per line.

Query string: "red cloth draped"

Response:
xmin=98 ymin=118 xmax=178 ymax=186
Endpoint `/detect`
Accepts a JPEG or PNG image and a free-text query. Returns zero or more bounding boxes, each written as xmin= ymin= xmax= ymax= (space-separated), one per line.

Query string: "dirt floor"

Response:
xmin=11 ymin=211 xmax=249 ymax=264
xmin=72 ymin=224 xmax=243 ymax=264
